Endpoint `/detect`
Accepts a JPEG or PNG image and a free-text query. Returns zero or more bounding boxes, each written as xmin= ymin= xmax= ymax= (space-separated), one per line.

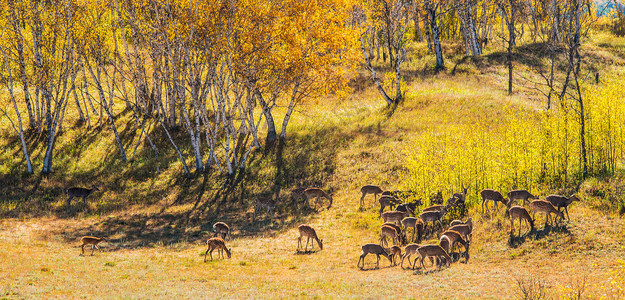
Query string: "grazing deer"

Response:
xmin=304 ymin=188 xmax=333 ymax=209
xmin=417 ymin=244 xmax=451 ymax=271
xmin=357 ymin=243 xmax=393 ymax=269
xmin=419 ymin=206 xmax=447 ymax=234
xmin=212 ymin=222 xmax=230 ymax=240
xmin=507 ymin=189 xmax=539 ymax=206
xmin=530 ymin=200 xmax=564 ymax=228
xmin=440 ymin=230 xmax=470 ymax=260
xmin=439 ymin=235 xmax=451 ymax=256
xmin=380 ymin=224 xmax=401 ymax=247
xmin=378 ymin=195 xmax=402 ymax=215
xmin=401 ymin=217 xmax=424 ymax=243
xmin=390 ymin=245 xmax=402 ymax=266
xmin=449 ymin=184 xmax=468 ymax=216
xmin=67 ymin=185 xmax=100 ymax=207
xmin=360 ymin=185 xmax=384 ymax=208
xmin=400 ymin=243 xmax=422 ymax=269
xmin=80 ymin=236 xmax=106 ymax=256
xmin=546 ymin=194 xmax=580 ymax=220
xmin=381 ymin=210 xmax=410 ymax=226
xmin=448 ymin=224 xmax=472 ymax=243
xmin=297 ymin=224 xmax=323 ymax=252
xmin=254 ymin=195 xmax=276 ymax=221
xmin=481 ymin=189 xmax=508 ymax=214
xmin=204 ymin=237 xmax=231 ymax=262
xmin=509 ymin=206 xmax=534 ymax=236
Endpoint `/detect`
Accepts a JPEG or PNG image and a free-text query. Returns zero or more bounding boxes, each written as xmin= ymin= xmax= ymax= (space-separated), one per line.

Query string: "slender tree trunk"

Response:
xmin=256 ymin=91 xmax=277 ymax=144
xmin=361 ymin=35 xmax=394 ymax=105
xmin=428 ymin=4 xmax=445 ymax=71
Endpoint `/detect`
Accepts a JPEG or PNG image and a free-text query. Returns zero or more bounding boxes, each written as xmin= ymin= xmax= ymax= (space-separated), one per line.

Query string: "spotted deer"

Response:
xmin=67 ymin=185 xmax=100 ymax=207
xmin=390 ymin=245 xmax=402 ymax=266
xmin=381 ymin=210 xmax=410 ymax=226
xmin=380 ymin=224 xmax=401 ymax=247
xmin=530 ymin=199 xmax=564 ymax=228
xmin=440 ymin=230 xmax=470 ymax=260
xmin=212 ymin=222 xmax=230 ymax=240
xmin=254 ymin=195 xmax=276 ymax=221
xmin=546 ymin=194 xmax=580 ymax=220
xmin=360 ymin=185 xmax=384 ymax=208
xmin=80 ymin=236 xmax=106 ymax=256
xmin=507 ymin=189 xmax=539 ymax=206
xmin=419 ymin=206 xmax=447 ymax=234
xmin=357 ymin=243 xmax=393 ymax=269
xmin=448 ymin=224 xmax=472 ymax=243
xmin=204 ymin=237 xmax=231 ymax=262
xmin=382 ymin=222 xmax=405 ymax=244
xmin=481 ymin=189 xmax=508 ymax=214
xmin=304 ymin=188 xmax=333 ymax=209
xmin=297 ymin=224 xmax=323 ymax=252
xmin=400 ymin=243 xmax=421 ymax=269
xmin=509 ymin=206 xmax=534 ymax=236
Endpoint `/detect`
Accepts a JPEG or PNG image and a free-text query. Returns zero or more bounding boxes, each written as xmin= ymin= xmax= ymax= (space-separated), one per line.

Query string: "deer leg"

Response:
xmin=297 ymin=236 xmax=302 ymax=251
xmin=360 ymin=193 xmax=366 ymax=208
xmin=67 ymin=195 xmax=74 ymax=206
xmin=375 ymin=254 xmax=380 ymax=269
xmin=305 ymin=237 xmax=310 ymax=252
xmin=82 ymin=196 xmax=87 ymax=208
xmin=91 ymin=245 xmax=95 ymax=256
xmin=204 ymin=245 xmax=210 ymax=262
xmin=95 ymin=244 xmax=101 ymax=252
xmin=81 ymin=244 xmax=85 ymax=255
xmin=565 ymin=207 xmax=570 ymax=221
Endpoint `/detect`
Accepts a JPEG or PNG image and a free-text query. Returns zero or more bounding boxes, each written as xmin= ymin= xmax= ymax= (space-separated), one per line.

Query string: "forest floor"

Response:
xmin=2 ymin=32 xmax=625 ymax=299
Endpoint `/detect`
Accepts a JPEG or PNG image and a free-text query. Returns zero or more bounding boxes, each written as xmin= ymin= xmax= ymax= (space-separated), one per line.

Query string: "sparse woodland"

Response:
xmin=1 ymin=0 xmax=625 ymax=298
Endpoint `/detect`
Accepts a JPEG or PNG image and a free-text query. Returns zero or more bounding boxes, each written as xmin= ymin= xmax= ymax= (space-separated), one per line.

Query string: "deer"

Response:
xmin=530 ymin=199 xmax=564 ymax=228
xmin=546 ymin=194 xmax=580 ymax=220
xmin=378 ymin=195 xmax=402 ymax=215
xmin=508 ymin=206 xmax=534 ymax=236
xmin=297 ymin=224 xmax=323 ymax=252
xmin=254 ymin=195 xmax=276 ymax=221
xmin=360 ymin=185 xmax=384 ymax=208
xmin=66 ymin=185 xmax=100 ymax=207
xmin=395 ymin=199 xmax=421 ymax=216
xmin=304 ymin=187 xmax=333 ymax=209
xmin=204 ymin=237 xmax=231 ymax=262
xmin=290 ymin=187 xmax=308 ymax=204
xmin=422 ymin=204 xmax=447 ymax=213
xmin=382 ymin=222 xmax=405 ymax=244
xmin=449 ymin=217 xmax=473 ymax=231
xmin=400 ymin=243 xmax=421 ymax=269
xmin=80 ymin=236 xmax=106 ymax=256
xmin=449 ymin=184 xmax=468 ymax=216
xmin=401 ymin=217 xmax=424 ymax=243
xmin=212 ymin=222 xmax=230 ymax=240
xmin=417 ymin=244 xmax=451 ymax=271
xmin=448 ymin=224 xmax=472 ymax=243
xmin=507 ymin=189 xmax=539 ymax=206
xmin=390 ymin=245 xmax=402 ymax=266
xmin=419 ymin=206 xmax=447 ymax=235
xmin=440 ymin=230 xmax=470 ymax=261
xmin=381 ymin=210 xmax=410 ymax=226
xmin=481 ymin=189 xmax=508 ymax=214
xmin=380 ymin=224 xmax=401 ymax=247
xmin=357 ymin=243 xmax=393 ymax=269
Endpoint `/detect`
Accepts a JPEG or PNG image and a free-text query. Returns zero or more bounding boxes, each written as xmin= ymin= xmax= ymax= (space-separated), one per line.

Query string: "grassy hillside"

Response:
xmin=2 ymin=31 xmax=625 ymax=298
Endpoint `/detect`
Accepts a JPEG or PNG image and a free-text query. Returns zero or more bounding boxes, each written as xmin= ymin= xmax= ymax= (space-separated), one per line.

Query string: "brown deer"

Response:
xmin=67 ymin=185 xmax=100 ymax=207
xmin=417 ymin=244 xmax=451 ymax=271
xmin=382 ymin=210 xmax=410 ymax=226
xmin=401 ymin=217 xmax=424 ymax=243
xmin=390 ymin=245 xmax=402 ymax=266
xmin=530 ymin=200 xmax=564 ymax=228
xmin=481 ymin=189 xmax=508 ymax=214
xmin=204 ymin=237 xmax=231 ymax=262
xmin=360 ymin=185 xmax=384 ymax=208
xmin=440 ymin=230 xmax=470 ymax=260
xmin=304 ymin=188 xmax=333 ymax=209
xmin=422 ymin=204 xmax=447 ymax=213
xmin=448 ymin=224 xmax=472 ymax=243
xmin=382 ymin=222 xmax=405 ymax=244
xmin=254 ymin=195 xmax=276 ymax=221
xmin=212 ymin=222 xmax=230 ymax=240
xmin=291 ymin=187 xmax=308 ymax=204
xmin=508 ymin=206 xmax=534 ymax=236
xmin=400 ymin=243 xmax=421 ymax=269
xmin=546 ymin=194 xmax=580 ymax=220
xmin=378 ymin=195 xmax=402 ymax=215
xmin=357 ymin=243 xmax=393 ymax=269
xmin=297 ymin=224 xmax=323 ymax=252
xmin=80 ymin=236 xmax=106 ymax=256
xmin=419 ymin=206 xmax=447 ymax=234
xmin=380 ymin=224 xmax=401 ymax=247
xmin=449 ymin=217 xmax=473 ymax=230
xmin=507 ymin=189 xmax=539 ymax=206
